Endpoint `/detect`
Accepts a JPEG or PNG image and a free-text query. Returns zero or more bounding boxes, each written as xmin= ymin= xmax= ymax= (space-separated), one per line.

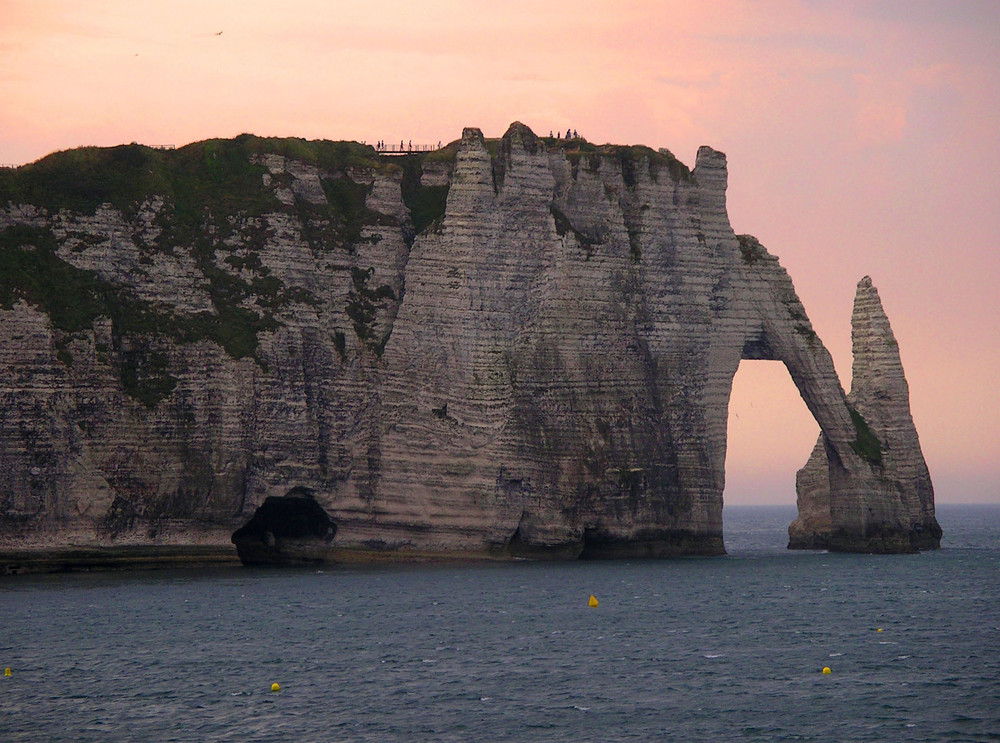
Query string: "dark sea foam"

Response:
xmin=2 ymin=504 xmax=999 ymax=742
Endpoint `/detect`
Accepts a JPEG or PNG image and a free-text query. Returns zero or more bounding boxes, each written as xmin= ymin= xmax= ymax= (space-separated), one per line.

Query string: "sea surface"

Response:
xmin=2 ymin=504 xmax=998 ymax=742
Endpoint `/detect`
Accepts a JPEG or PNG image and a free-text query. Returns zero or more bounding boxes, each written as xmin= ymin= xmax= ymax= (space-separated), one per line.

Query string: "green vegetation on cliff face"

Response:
xmin=0 ymin=137 xmax=396 ymax=370
xmin=117 ymin=348 xmax=177 ymax=409
xmin=0 ymin=224 xmax=182 ymax=406
xmin=848 ymin=406 xmax=884 ymax=466
xmin=0 ymin=225 xmax=107 ymax=333
xmin=398 ymin=154 xmax=450 ymax=236
xmin=346 ymin=266 xmax=398 ymax=355
xmin=0 ymin=222 xmax=277 ymax=366
xmin=318 ymin=176 xmax=376 ymax=246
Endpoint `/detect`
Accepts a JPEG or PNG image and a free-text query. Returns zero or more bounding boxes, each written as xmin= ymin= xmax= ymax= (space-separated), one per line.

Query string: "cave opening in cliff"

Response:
xmin=724 ymin=361 xmax=819 ymax=513
xmin=231 ymin=487 xmax=337 ymax=566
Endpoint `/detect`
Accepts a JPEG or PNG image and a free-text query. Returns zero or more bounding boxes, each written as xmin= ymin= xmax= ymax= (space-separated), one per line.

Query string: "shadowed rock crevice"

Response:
xmin=505 ymin=512 xmax=585 ymax=560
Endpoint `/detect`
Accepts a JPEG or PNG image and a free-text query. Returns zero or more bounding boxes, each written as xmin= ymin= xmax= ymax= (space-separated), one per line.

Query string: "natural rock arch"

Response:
xmin=0 ymin=121 xmax=939 ymax=560
xmin=719 ymin=260 xmax=940 ymax=552
xmin=371 ymin=127 xmax=940 ymax=556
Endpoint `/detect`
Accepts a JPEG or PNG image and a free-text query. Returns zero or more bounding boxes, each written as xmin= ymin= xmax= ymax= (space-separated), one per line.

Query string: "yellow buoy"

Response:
xmin=822 ymin=666 xmax=832 ymax=675
xmin=877 ymin=628 xmax=883 ymax=633
xmin=588 ymin=594 xmax=599 ymax=608
xmin=270 ymin=682 xmax=281 ymax=692
xmin=3 ymin=667 xmax=10 ymax=677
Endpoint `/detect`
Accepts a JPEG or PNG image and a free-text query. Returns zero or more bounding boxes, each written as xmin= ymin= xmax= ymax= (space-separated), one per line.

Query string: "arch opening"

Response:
xmin=723 ymin=360 xmax=819 ymax=550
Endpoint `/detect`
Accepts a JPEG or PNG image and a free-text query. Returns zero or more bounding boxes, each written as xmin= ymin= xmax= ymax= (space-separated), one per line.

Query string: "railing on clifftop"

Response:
xmin=376 ymin=142 xmax=442 ymax=156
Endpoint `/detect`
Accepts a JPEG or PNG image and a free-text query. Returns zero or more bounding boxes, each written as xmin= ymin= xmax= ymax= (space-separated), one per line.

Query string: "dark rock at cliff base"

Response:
xmin=231 ymin=488 xmax=337 ymax=565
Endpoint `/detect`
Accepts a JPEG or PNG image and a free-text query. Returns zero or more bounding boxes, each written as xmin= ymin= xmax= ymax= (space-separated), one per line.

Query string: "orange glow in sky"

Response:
xmin=2 ymin=0 xmax=998 ymax=504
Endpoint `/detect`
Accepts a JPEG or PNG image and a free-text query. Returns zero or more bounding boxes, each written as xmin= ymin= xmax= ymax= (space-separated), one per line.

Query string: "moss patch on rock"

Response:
xmin=848 ymin=406 xmax=883 ymax=466
xmin=397 ymin=155 xmax=452 ymax=236
xmin=0 ymin=223 xmax=264 ymax=404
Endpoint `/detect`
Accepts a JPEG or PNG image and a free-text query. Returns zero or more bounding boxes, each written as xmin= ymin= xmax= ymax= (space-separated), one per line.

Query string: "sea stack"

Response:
xmin=789 ymin=277 xmax=942 ymax=551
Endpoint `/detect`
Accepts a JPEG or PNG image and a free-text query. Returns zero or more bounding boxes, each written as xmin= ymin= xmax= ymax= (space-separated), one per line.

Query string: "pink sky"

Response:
xmin=2 ymin=0 xmax=998 ymax=505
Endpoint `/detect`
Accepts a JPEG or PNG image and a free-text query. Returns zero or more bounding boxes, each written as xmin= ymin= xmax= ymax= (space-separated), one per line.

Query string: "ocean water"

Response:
xmin=1 ymin=504 xmax=998 ymax=742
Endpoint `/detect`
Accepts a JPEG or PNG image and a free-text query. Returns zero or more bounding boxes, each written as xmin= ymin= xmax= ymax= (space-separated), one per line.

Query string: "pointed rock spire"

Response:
xmin=849 ymin=276 xmax=941 ymax=548
xmin=789 ymin=276 xmax=941 ymax=551
xmin=851 ymin=275 xmax=906 ymax=402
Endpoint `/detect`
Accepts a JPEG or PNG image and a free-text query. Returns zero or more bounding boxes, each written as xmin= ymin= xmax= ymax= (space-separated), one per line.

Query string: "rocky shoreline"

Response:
xmin=0 ymin=543 xmax=577 ymax=576
xmin=0 ymin=545 xmax=240 ymax=575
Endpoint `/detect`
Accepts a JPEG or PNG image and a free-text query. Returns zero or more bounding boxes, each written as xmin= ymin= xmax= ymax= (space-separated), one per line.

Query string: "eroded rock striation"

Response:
xmin=0 ymin=123 xmax=940 ymax=564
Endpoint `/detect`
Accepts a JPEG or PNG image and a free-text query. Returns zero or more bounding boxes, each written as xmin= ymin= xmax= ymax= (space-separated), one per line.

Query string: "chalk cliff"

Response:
xmin=0 ymin=123 xmax=940 ymax=563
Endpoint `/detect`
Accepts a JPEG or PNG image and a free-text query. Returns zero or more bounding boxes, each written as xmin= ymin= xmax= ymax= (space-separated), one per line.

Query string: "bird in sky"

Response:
xmin=215 ymin=31 xmax=223 ymax=36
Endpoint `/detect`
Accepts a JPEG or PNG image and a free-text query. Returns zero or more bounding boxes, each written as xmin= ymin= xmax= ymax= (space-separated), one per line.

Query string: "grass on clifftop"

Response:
xmin=541 ymin=138 xmax=692 ymax=184
xmin=2 ymin=136 xmax=389 ymax=252
xmin=0 ymin=136 xmax=381 ymax=219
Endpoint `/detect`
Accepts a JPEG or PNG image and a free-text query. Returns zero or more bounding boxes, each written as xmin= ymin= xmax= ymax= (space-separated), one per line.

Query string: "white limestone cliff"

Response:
xmin=0 ymin=124 xmax=940 ymax=562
